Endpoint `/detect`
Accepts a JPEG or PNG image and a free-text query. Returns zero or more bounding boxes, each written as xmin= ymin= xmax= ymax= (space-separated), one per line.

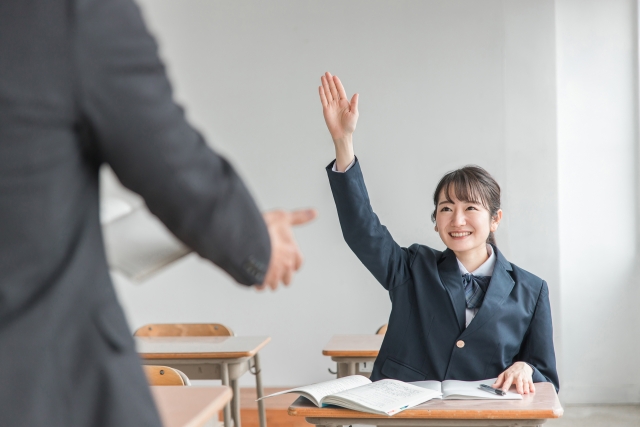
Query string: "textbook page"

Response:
xmin=323 ymin=379 xmax=441 ymax=415
xmin=441 ymin=379 xmax=522 ymax=400
xmin=258 ymin=375 xmax=371 ymax=406
xmin=410 ymin=380 xmax=443 ymax=395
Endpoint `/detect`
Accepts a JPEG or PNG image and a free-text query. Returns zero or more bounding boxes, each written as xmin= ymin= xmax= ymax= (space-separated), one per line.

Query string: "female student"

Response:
xmin=318 ymin=72 xmax=559 ymax=395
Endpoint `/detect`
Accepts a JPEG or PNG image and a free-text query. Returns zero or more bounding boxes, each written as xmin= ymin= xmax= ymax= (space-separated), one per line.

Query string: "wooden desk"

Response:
xmin=138 ymin=336 xmax=270 ymax=427
xmin=322 ymin=335 xmax=383 ymax=378
xmin=151 ymin=386 xmax=232 ymax=427
xmin=288 ymin=382 xmax=563 ymax=427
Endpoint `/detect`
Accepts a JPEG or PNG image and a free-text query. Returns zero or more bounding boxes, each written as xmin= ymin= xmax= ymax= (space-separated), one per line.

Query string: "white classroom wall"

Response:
xmin=556 ymin=0 xmax=640 ymax=404
xmin=108 ymin=0 xmax=639 ymax=404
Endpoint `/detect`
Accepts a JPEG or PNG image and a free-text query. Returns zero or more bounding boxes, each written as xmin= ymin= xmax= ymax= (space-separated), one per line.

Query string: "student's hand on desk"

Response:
xmin=257 ymin=209 xmax=317 ymax=291
xmin=319 ymin=71 xmax=358 ymax=171
xmin=493 ymin=362 xmax=535 ymax=395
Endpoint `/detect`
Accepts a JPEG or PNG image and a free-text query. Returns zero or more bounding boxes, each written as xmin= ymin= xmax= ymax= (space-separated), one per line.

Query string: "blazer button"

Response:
xmin=456 ymin=340 xmax=465 ymax=348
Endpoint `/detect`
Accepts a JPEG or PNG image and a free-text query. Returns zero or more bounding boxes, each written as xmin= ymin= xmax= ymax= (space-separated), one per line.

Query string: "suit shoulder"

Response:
xmin=509 ymin=263 xmax=547 ymax=293
xmin=406 ymin=244 xmax=442 ymax=265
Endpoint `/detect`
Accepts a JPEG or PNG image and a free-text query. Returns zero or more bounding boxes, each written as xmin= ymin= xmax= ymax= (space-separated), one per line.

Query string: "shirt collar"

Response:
xmin=456 ymin=244 xmax=496 ymax=277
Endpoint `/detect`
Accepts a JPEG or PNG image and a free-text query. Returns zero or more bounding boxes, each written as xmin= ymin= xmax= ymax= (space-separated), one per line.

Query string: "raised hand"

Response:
xmin=257 ymin=208 xmax=318 ymax=291
xmin=493 ymin=362 xmax=536 ymax=395
xmin=319 ymin=72 xmax=358 ymax=171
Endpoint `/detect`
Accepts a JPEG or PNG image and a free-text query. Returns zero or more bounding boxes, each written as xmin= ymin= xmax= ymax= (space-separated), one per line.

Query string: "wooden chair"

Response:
xmin=134 ymin=323 xmax=234 ymax=337
xmin=143 ymin=365 xmax=191 ymax=386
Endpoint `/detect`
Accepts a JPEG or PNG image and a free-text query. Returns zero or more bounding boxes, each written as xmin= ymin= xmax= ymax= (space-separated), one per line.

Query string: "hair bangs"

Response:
xmin=440 ymin=171 xmax=488 ymax=209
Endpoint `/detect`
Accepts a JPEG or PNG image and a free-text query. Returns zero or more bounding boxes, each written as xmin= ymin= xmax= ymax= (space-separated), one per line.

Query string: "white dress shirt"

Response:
xmin=332 ymin=158 xmax=356 ymax=172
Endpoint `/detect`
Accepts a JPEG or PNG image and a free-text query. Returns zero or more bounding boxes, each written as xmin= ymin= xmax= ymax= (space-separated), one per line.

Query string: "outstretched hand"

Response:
xmin=257 ymin=208 xmax=317 ymax=291
xmin=493 ymin=362 xmax=536 ymax=395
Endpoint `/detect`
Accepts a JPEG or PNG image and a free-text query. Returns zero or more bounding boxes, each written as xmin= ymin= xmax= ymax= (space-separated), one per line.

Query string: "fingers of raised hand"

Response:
xmin=334 ymin=75 xmax=348 ymax=101
xmin=321 ymin=75 xmax=334 ymax=103
xmin=319 ymin=86 xmax=328 ymax=107
xmin=326 ymin=72 xmax=339 ymax=101
xmin=350 ymin=93 xmax=359 ymax=115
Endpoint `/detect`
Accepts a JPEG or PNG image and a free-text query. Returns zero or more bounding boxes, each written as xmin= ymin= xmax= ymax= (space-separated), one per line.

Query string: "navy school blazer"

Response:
xmin=327 ymin=159 xmax=559 ymax=392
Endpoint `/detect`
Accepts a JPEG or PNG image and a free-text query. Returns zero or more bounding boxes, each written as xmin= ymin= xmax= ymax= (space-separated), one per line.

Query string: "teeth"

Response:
xmin=450 ymin=232 xmax=471 ymax=237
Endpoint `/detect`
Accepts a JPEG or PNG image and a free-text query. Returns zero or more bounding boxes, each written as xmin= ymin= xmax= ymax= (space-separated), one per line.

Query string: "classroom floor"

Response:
xmin=545 ymin=405 xmax=640 ymax=427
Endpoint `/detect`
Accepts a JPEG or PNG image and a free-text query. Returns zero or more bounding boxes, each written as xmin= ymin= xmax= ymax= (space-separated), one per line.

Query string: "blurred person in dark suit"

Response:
xmin=0 ymin=0 xmax=315 ymax=425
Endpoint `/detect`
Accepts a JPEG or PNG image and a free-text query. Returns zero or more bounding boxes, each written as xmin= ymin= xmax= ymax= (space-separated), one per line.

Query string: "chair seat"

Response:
xmin=143 ymin=365 xmax=190 ymax=386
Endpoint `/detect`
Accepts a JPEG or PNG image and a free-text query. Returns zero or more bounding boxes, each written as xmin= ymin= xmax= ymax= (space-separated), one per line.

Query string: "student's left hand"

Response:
xmin=493 ymin=362 xmax=535 ymax=395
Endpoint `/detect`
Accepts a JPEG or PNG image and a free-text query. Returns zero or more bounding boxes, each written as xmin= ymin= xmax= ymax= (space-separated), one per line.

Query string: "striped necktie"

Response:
xmin=462 ymin=273 xmax=491 ymax=309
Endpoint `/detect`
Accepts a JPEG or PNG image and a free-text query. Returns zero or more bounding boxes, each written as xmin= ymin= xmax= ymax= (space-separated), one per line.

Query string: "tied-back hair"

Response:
xmin=431 ymin=165 xmax=501 ymax=246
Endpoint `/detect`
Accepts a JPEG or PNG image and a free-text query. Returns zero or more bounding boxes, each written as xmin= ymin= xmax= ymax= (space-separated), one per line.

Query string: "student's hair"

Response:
xmin=430 ymin=165 xmax=501 ymax=246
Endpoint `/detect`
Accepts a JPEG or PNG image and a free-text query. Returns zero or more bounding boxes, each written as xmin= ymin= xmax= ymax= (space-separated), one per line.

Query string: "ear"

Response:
xmin=434 ymin=225 xmax=438 ymax=232
xmin=490 ymin=209 xmax=503 ymax=232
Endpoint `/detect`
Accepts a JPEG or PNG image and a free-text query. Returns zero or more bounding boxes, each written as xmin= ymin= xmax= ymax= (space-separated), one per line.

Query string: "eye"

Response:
xmin=440 ymin=206 xmax=452 ymax=212
xmin=466 ymin=206 xmax=479 ymax=211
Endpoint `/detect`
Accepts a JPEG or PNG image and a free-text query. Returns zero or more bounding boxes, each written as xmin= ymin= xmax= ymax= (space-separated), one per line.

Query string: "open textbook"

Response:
xmin=411 ymin=378 xmax=523 ymax=400
xmin=259 ymin=375 xmax=441 ymax=416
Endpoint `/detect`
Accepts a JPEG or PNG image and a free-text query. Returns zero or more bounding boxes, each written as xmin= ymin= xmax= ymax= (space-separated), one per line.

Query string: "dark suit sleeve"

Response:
xmin=74 ymin=0 xmax=270 ymax=285
xmin=517 ymin=281 xmax=560 ymax=391
xmin=326 ymin=158 xmax=415 ymax=290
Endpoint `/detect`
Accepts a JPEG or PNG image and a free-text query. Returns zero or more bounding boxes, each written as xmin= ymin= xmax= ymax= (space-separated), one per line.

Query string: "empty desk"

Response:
xmin=322 ymin=334 xmax=383 ymax=378
xmin=138 ymin=335 xmax=270 ymax=427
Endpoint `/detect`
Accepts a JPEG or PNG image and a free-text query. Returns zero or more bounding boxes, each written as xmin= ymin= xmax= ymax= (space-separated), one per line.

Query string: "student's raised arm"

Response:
xmin=319 ymin=72 xmax=415 ymax=290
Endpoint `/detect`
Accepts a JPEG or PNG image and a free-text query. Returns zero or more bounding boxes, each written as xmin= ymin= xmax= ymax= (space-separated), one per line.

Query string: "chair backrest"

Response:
xmin=134 ymin=323 xmax=235 ymax=337
xmin=143 ymin=365 xmax=191 ymax=386
xmin=375 ymin=324 xmax=388 ymax=335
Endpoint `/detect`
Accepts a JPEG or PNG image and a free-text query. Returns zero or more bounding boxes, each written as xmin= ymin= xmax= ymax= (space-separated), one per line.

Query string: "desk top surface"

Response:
xmin=322 ymin=335 xmax=383 ymax=357
xmin=136 ymin=336 xmax=271 ymax=359
xmin=151 ymin=386 xmax=232 ymax=427
xmin=288 ymin=382 xmax=562 ymax=420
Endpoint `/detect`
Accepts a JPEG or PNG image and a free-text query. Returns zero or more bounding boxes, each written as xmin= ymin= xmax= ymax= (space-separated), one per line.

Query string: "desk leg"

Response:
xmin=221 ymin=362 xmax=232 ymax=427
xmin=231 ymin=377 xmax=241 ymax=427
xmin=347 ymin=362 xmax=356 ymax=376
xmin=336 ymin=363 xmax=345 ymax=378
xmin=253 ymin=354 xmax=267 ymax=427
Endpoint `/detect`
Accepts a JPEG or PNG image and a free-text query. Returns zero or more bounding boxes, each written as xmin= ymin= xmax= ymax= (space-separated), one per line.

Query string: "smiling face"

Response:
xmin=434 ymin=187 xmax=502 ymax=256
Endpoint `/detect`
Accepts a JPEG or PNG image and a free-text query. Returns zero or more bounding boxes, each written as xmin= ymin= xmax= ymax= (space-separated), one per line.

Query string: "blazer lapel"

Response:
xmin=437 ymin=249 xmax=466 ymax=333
xmin=461 ymin=246 xmax=515 ymax=338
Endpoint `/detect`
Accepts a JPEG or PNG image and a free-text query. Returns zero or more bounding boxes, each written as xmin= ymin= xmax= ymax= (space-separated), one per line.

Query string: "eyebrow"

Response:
xmin=438 ymin=199 xmax=482 ymax=206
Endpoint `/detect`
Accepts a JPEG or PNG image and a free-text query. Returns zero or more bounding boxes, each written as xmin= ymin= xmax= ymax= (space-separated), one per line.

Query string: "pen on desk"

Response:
xmin=478 ymin=384 xmax=506 ymax=396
